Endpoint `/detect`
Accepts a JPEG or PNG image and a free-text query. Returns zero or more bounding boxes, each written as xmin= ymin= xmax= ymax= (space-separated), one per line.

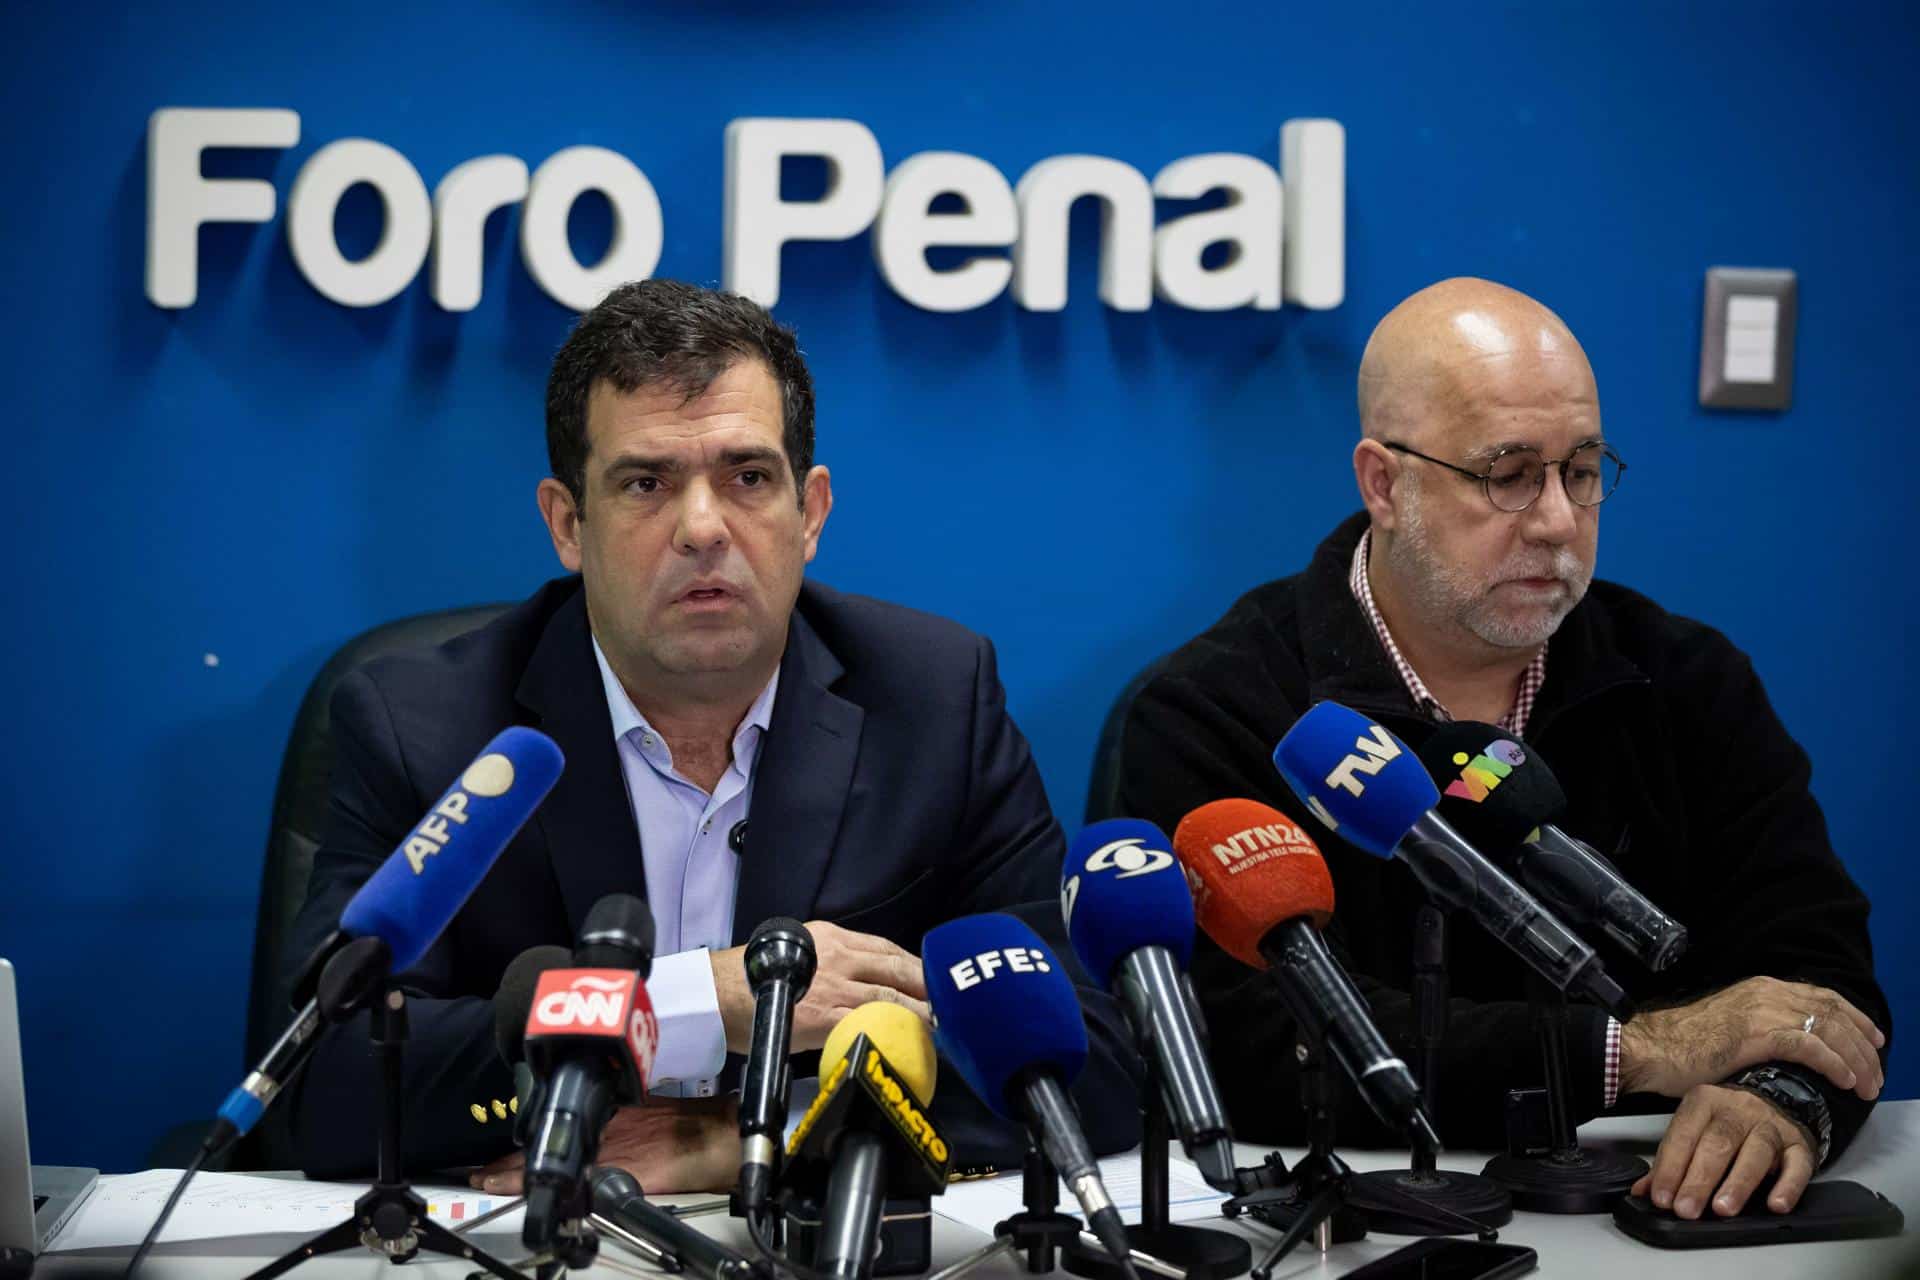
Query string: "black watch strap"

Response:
xmin=1726 ymin=1064 xmax=1832 ymax=1166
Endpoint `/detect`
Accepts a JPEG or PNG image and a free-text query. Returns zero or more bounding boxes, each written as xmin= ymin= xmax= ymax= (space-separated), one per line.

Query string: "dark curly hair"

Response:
xmin=545 ymin=280 xmax=816 ymax=509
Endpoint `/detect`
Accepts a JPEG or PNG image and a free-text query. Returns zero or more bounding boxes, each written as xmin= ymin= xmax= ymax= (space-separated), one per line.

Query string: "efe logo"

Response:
xmin=947 ymin=947 xmax=1052 ymax=991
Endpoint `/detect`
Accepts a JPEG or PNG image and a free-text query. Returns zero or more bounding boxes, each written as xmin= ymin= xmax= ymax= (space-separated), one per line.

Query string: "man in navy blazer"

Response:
xmin=281 ymin=281 xmax=1140 ymax=1188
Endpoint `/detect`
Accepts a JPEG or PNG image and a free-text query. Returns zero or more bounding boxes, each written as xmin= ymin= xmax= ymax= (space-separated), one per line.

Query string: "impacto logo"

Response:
xmin=1443 ymin=740 xmax=1526 ymax=803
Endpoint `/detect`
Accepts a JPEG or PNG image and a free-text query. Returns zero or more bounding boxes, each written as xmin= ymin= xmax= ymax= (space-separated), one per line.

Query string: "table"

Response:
xmin=37 ymin=1103 xmax=1918 ymax=1279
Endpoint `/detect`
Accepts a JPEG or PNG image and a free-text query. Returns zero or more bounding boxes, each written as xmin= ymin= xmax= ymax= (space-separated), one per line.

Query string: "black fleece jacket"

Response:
xmin=1116 ymin=513 xmax=1889 ymax=1159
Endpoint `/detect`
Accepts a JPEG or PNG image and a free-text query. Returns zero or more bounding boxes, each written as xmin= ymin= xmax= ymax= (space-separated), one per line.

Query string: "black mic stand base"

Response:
xmin=1347 ymin=1169 xmax=1512 ymax=1235
xmin=928 ymin=1150 xmax=1187 ymax=1280
xmin=1481 ymin=1147 xmax=1645 ymax=1215
xmin=1063 ymin=1223 xmax=1249 ymax=1280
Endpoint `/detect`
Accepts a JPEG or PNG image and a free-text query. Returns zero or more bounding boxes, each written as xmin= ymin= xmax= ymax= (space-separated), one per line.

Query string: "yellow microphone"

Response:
xmin=821 ymin=1002 xmax=937 ymax=1106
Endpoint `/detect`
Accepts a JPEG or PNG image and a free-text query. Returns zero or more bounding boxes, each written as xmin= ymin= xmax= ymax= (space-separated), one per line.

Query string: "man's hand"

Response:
xmin=469 ymin=1096 xmax=741 ymax=1195
xmin=1619 ymin=977 xmax=1884 ymax=1099
xmin=711 ymin=920 xmax=930 ymax=1054
xmin=1630 ymin=1084 xmax=1817 ymax=1218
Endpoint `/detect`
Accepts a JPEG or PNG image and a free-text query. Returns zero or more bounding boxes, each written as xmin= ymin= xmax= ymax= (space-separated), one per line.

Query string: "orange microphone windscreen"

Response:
xmin=1172 ymin=798 xmax=1335 ymax=969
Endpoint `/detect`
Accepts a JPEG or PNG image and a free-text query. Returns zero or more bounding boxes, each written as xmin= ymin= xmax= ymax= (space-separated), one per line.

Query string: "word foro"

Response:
xmin=146 ymin=110 xmax=1345 ymax=314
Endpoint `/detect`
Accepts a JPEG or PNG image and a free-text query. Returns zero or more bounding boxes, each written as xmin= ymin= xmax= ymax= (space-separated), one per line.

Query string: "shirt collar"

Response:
xmin=590 ymin=635 xmax=780 ymax=757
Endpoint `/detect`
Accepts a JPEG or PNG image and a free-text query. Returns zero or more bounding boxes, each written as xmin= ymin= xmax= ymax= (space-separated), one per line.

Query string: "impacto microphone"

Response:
xmin=1272 ymin=702 xmax=1632 ymax=1020
xmin=208 ymin=726 xmax=563 ymax=1155
xmin=923 ymin=914 xmax=1140 ymax=1280
xmin=1171 ymin=799 xmax=1441 ymax=1150
xmin=784 ymin=1003 xmax=949 ymax=1280
xmin=1417 ymin=722 xmax=1687 ymax=972
xmin=1062 ymin=819 xmax=1235 ymax=1191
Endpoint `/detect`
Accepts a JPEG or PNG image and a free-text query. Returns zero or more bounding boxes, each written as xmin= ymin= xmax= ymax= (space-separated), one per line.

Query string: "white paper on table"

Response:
xmin=933 ymin=1154 xmax=1229 ymax=1237
xmin=45 ymin=1169 xmax=524 ymax=1252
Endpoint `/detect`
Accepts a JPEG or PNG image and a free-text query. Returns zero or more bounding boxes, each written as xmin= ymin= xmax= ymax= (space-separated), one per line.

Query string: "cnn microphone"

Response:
xmin=594 ymin=1168 xmax=765 ymax=1280
xmin=1172 ymin=800 xmax=1441 ymax=1150
xmin=1416 ymin=722 xmax=1687 ymax=972
xmin=209 ymin=726 xmax=564 ymax=1156
xmin=1061 ymin=819 xmax=1235 ymax=1191
xmin=923 ymin=914 xmax=1139 ymax=1280
xmin=736 ymin=917 xmax=816 ymax=1218
xmin=1272 ymin=702 xmax=1632 ymax=1020
xmin=784 ymin=1003 xmax=949 ymax=1280
xmin=511 ymin=895 xmax=658 ymax=1248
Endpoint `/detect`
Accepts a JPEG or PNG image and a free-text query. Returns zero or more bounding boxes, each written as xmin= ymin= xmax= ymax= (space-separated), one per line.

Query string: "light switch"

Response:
xmin=1700 ymin=267 xmax=1796 ymax=410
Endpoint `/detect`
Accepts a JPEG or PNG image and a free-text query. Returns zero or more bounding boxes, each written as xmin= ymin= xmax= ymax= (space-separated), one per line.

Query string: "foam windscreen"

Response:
xmin=1062 ymin=818 xmax=1195 ymax=988
xmin=1172 ymin=799 xmax=1335 ymax=969
xmin=923 ymin=913 xmax=1087 ymax=1121
xmin=1271 ymin=702 xmax=1437 ymax=857
xmin=1417 ymin=721 xmax=1568 ymax=855
xmin=822 ymin=1001 xmax=938 ymax=1106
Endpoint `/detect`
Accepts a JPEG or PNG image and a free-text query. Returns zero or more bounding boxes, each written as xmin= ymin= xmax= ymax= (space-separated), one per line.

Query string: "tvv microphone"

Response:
xmin=513 ymin=894 xmax=658 ymax=1248
xmin=594 ymin=1168 xmax=765 ymax=1280
xmin=1417 ymin=722 xmax=1687 ymax=972
xmin=1172 ymin=799 xmax=1441 ymax=1150
xmin=923 ymin=914 xmax=1139 ymax=1280
xmin=736 ymin=917 xmax=817 ymax=1217
xmin=784 ymin=1003 xmax=950 ymax=1280
xmin=211 ymin=726 xmax=563 ymax=1155
xmin=1273 ymin=702 xmax=1633 ymax=1020
xmin=1061 ymin=819 xmax=1235 ymax=1191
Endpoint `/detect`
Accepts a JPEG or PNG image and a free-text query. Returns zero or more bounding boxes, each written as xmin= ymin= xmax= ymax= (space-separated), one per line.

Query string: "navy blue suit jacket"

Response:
xmin=281 ymin=576 xmax=1141 ymax=1176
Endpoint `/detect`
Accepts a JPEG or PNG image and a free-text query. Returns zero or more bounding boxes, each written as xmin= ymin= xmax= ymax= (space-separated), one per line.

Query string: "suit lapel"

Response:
xmin=515 ymin=586 xmax=648 ymax=935
xmin=732 ymin=609 xmax=864 ymax=943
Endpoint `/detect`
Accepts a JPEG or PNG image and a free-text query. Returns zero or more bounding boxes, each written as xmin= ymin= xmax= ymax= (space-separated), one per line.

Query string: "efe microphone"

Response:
xmin=1171 ymin=799 xmax=1441 ymax=1150
xmin=1272 ymin=701 xmax=1633 ymax=1019
xmin=736 ymin=917 xmax=817 ymax=1217
xmin=210 ymin=726 xmax=564 ymax=1155
xmin=923 ymin=914 xmax=1139 ymax=1280
xmin=1061 ymin=819 xmax=1235 ymax=1191
xmin=1416 ymin=722 xmax=1686 ymax=971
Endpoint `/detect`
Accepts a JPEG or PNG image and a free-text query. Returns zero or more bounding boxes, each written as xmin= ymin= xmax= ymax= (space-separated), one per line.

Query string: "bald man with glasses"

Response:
xmin=1117 ymin=278 xmax=1888 ymax=1223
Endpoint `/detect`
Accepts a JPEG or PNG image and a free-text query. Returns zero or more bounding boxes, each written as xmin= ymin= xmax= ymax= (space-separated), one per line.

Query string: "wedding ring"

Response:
xmin=1803 ymin=1013 xmax=1818 ymax=1034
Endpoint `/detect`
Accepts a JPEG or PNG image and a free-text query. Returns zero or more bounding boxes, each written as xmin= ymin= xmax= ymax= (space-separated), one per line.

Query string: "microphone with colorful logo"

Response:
xmin=1418 ymin=722 xmax=1686 ymax=972
xmin=1171 ymin=799 xmax=1440 ymax=1151
xmin=780 ymin=1002 xmax=950 ymax=1280
xmin=513 ymin=894 xmax=658 ymax=1250
xmin=1271 ymin=702 xmax=1632 ymax=1020
xmin=923 ymin=914 xmax=1140 ymax=1280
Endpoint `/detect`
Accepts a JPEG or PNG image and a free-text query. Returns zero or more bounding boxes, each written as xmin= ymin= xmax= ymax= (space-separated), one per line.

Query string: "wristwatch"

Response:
xmin=1727 ymin=1064 xmax=1832 ymax=1166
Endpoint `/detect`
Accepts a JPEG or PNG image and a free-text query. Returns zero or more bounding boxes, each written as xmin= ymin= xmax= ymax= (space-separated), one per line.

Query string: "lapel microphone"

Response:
xmin=729 ymin=820 xmax=749 ymax=855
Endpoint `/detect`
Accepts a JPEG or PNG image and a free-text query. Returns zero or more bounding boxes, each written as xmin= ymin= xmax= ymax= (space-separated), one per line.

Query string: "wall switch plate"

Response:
xmin=1700 ymin=267 xmax=1797 ymax=410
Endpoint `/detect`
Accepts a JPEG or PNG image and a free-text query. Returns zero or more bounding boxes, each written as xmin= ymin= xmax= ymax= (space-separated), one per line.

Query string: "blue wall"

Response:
xmin=3 ymin=1 xmax=1914 ymax=1171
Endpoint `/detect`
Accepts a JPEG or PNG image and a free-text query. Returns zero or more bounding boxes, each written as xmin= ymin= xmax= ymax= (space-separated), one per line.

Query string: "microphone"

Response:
xmin=1060 ymin=819 xmax=1235 ymax=1191
xmin=736 ymin=917 xmax=817 ymax=1217
xmin=1171 ymin=800 xmax=1441 ymax=1150
xmin=513 ymin=895 xmax=659 ymax=1248
xmin=594 ymin=1168 xmax=765 ymax=1280
xmin=1272 ymin=702 xmax=1632 ymax=1019
xmin=494 ymin=944 xmax=575 ymax=1145
xmin=923 ymin=914 xmax=1138 ymax=1280
xmin=210 ymin=726 xmax=564 ymax=1154
xmin=784 ymin=1003 xmax=949 ymax=1280
xmin=1415 ymin=722 xmax=1687 ymax=972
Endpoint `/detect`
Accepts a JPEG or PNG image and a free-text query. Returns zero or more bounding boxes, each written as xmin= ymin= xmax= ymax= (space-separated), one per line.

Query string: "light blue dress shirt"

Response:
xmin=592 ymin=637 xmax=779 ymax=1098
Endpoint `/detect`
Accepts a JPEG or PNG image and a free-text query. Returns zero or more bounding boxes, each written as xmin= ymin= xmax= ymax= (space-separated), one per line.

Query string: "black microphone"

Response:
xmin=506 ymin=895 xmax=658 ymax=1247
xmin=1416 ymin=722 xmax=1688 ymax=972
xmin=736 ymin=917 xmax=816 ymax=1216
xmin=593 ymin=1168 xmax=765 ymax=1280
xmin=494 ymin=944 xmax=574 ymax=1146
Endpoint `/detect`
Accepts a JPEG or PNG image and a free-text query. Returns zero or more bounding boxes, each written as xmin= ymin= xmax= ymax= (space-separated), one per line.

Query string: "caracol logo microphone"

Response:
xmin=1443 ymin=740 xmax=1525 ymax=803
xmin=399 ymin=749 xmax=517 ymax=874
xmin=945 ymin=946 xmax=1052 ymax=991
xmin=1085 ymin=836 xmax=1174 ymax=878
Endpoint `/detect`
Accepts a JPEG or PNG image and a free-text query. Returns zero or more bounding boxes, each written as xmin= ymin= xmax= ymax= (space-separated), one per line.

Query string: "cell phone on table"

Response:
xmin=1337 ymin=1237 xmax=1537 ymax=1280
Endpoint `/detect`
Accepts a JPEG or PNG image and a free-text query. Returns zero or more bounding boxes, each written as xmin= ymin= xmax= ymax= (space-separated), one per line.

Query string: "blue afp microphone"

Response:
xmin=210 ymin=726 xmax=564 ymax=1154
xmin=924 ymin=914 xmax=1138 ymax=1280
xmin=1062 ymin=820 xmax=1234 ymax=1191
xmin=1272 ymin=702 xmax=1630 ymax=1018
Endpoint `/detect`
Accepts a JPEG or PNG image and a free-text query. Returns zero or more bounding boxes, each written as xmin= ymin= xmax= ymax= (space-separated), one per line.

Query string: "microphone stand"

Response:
xmin=1480 ymin=971 xmax=1646 ymax=1212
xmin=1350 ymin=907 xmax=1513 ymax=1233
xmin=1221 ymin=1024 xmax=1486 ymax=1280
xmin=927 ymin=1148 xmax=1187 ymax=1280
xmin=242 ymin=980 xmax=534 ymax=1280
xmin=1060 ymin=1057 xmax=1250 ymax=1280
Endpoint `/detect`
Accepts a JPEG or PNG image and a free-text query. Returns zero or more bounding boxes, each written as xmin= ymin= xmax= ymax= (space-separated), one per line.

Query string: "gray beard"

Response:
xmin=1386 ymin=489 xmax=1592 ymax=650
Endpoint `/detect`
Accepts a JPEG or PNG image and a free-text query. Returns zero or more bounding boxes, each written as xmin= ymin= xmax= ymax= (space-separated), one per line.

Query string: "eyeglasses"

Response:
xmin=1383 ymin=440 xmax=1626 ymax=512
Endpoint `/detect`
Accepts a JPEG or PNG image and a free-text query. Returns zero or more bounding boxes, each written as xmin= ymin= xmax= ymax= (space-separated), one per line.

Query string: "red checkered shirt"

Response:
xmin=1349 ymin=529 xmax=1624 ymax=1106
